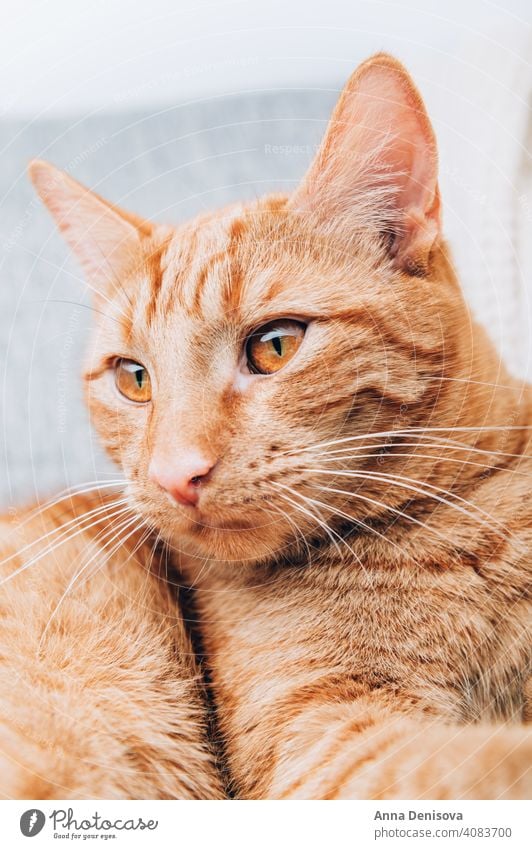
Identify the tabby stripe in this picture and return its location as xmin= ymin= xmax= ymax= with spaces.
xmin=278 ymin=713 xmax=376 ymax=799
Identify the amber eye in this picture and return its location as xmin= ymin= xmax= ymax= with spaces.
xmin=114 ymin=358 xmax=152 ymax=402
xmin=246 ymin=319 xmax=306 ymax=375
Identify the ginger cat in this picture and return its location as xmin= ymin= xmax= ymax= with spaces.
xmin=2 ymin=53 xmax=530 ymax=799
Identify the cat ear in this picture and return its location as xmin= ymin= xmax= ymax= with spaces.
xmin=290 ymin=53 xmax=441 ymax=275
xmin=28 ymin=159 xmax=152 ymax=294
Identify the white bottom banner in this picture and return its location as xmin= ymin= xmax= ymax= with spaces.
xmin=1 ymin=799 xmax=529 ymax=849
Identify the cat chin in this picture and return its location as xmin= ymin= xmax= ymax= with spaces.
xmin=130 ymin=493 xmax=292 ymax=564
xmin=162 ymin=521 xmax=288 ymax=566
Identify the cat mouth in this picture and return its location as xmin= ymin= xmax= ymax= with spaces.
xmin=142 ymin=486 xmax=277 ymax=537
xmin=175 ymin=502 xmax=277 ymax=535
xmin=189 ymin=513 xmax=262 ymax=533
xmin=161 ymin=490 xmax=274 ymax=527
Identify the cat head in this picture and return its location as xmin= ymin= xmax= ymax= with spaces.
xmin=29 ymin=54 xmax=479 ymax=565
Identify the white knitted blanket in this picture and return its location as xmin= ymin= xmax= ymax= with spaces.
xmin=433 ymin=24 xmax=532 ymax=379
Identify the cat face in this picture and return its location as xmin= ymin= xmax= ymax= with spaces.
xmin=30 ymin=54 xmax=471 ymax=564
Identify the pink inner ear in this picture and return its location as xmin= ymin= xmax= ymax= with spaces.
xmin=291 ymin=55 xmax=441 ymax=273
xmin=29 ymin=160 xmax=143 ymax=294
xmin=351 ymin=67 xmax=437 ymax=212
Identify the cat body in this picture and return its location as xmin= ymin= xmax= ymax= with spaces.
xmin=0 ymin=493 xmax=223 ymax=798
xmin=0 ymin=53 xmax=530 ymax=799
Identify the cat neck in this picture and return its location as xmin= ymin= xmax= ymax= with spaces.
xmin=428 ymin=243 xmax=532 ymax=466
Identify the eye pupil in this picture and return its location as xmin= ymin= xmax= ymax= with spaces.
xmin=272 ymin=336 xmax=283 ymax=356
xmin=135 ymin=369 xmax=144 ymax=388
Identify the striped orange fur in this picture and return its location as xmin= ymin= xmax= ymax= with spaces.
xmin=1 ymin=53 xmax=529 ymax=799
xmin=0 ymin=492 xmax=223 ymax=798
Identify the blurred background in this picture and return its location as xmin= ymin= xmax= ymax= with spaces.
xmin=0 ymin=0 xmax=531 ymax=508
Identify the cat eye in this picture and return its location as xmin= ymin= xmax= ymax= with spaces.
xmin=114 ymin=358 xmax=152 ymax=403
xmin=246 ymin=319 xmax=306 ymax=375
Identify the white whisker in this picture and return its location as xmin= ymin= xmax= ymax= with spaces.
xmin=295 ymin=485 xmax=414 ymax=556
xmin=274 ymin=485 xmax=345 ymax=561
xmin=285 ymin=425 xmax=532 ymax=458
xmin=0 ymin=496 xmax=130 ymax=569
xmin=5 ymin=479 xmax=127 ymax=534
xmin=308 ymin=438 xmax=532 ymax=463
xmin=265 ymin=500 xmax=314 ymax=565
xmin=0 ymin=503 xmax=133 ymax=586
xmin=300 ymin=467 xmax=506 ymax=535
xmin=274 ymin=483 xmax=372 ymax=578
xmin=38 ymin=513 xmax=143 ymax=649
xmin=311 ymin=449 xmax=532 ymax=478
xmin=309 ymin=482 xmax=464 ymax=549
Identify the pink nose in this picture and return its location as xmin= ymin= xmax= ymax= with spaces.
xmin=148 ymin=450 xmax=216 ymax=507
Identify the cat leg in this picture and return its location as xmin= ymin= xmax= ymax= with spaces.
xmin=262 ymin=695 xmax=531 ymax=800
xmin=0 ymin=504 xmax=224 ymax=799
